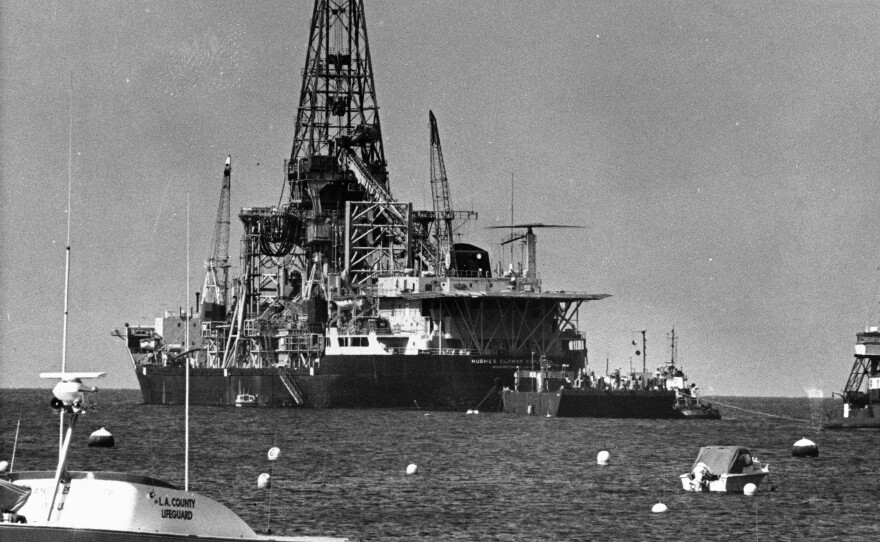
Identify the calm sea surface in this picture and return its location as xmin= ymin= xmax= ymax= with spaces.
xmin=1 ymin=390 xmax=878 ymax=541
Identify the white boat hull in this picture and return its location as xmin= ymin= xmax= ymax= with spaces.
xmin=680 ymin=466 xmax=770 ymax=492
xmin=2 ymin=471 xmax=346 ymax=541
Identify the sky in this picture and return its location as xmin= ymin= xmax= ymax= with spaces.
xmin=2 ymin=1 xmax=880 ymax=396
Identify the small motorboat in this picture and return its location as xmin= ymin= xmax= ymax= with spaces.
xmin=234 ymin=392 xmax=258 ymax=408
xmin=680 ymin=445 xmax=770 ymax=493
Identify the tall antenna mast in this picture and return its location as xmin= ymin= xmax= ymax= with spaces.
xmin=185 ymin=193 xmax=191 ymax=492
xmin=509 ymin=173 xmax=514 ymax=266
xmin=641 ymin=329 xmax=647 ymax=373
xmin=59 ymin=68 xmax=74 ymax=451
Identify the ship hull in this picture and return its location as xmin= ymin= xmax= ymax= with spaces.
xmin=823 ymin=406 xmax=880 ymax=429
xmin=135 ymin=354 xmax=509 ymax=410
xmin=673 ymin=408 xmax=721 ymax=420
xmin=501 ymin=389 xmax=677 ymax=418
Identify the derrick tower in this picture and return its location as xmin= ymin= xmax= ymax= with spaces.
xmin=226 ymin=0 xmax=433 ymax=367
xmin=287 ymin=0 xmax=388 ymax=209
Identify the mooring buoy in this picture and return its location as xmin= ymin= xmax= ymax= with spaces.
xmin=88 ymin=427 xmax=114 ymax=448
xmin=792 ymin=437 xmax=818 ymax=458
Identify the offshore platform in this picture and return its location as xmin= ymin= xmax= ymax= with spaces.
xmin=120 ymin=0 xmax=609 ymax=409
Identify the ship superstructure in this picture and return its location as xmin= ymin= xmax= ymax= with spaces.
xmin=825 ymin=326 xmax=880 ymax=428
xmin=119 ymin=0 xmax=609 ymax=409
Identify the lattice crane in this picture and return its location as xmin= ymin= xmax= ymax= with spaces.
xmin=429 ymin=111 xmax=455 ymax=275
xmin=201 ymin=156 xmax=231 ymax=321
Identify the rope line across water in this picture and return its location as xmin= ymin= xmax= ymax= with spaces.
xmin=704 ymin=399 xmax=813 ymax=424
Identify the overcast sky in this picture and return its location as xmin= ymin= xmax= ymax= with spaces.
xmin=3 ymin=1 xmax=880 ymax=395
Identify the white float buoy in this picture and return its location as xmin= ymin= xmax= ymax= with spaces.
xmin=651 ymin=503 xmax=668 ymax=513
xmin=257 ymin=473 xmax=271 ymax=489
xmin=792 ymin=437 xmax=819 ymax=458
xmin=0 ymin=460 xmax=8 ymax=473
xmin=406 ymin=463 xmax=418 ymax=475
xmin=466 ymin=409 xmax=474 ymax=415
xmin=743 ymin=483 xmax=757 ymax=496
xmin=473 ymin=410 xmax=479 ymax=415
xmin=267 ymin=447 xmax=281 ymax=461
xmin=597 ymin=451 xmax=610 ymax=465
xmin=88 ymin=427 xmax=114 ymax=448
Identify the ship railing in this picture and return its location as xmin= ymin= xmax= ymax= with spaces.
xmin=340 ymin=326 xmax=394 ymax=336
xmin=445 ymin=270 xmax=489 ymax=278
xmin=276 ymin=333 xmax=324 ymax=354
xmin=418 ymin=348 xmax=476 ymax=356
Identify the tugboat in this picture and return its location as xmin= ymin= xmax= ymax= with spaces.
xmin=673 ymin=391 xmax=721 ymax=420
xmin=824 ymin=325 xmax=880 ymax=429
xmin=663 ymin=329 xmax=721 ymax=420
xmin=501 ymin=331 xmax=677 ymax=418
xmin=501 ymin=329 xmax=719 ymax=419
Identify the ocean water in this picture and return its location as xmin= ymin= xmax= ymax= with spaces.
xmin=1 ymin=390 xmax=878 ymax=541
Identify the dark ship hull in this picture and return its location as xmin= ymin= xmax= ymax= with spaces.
xmin=501 ymin=389 xmax=677 ymax=418
xmin=136 ymin=354 xmax=506 ymax=409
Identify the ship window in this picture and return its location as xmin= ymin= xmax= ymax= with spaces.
xmin=425 ymin=284 xmax=432 ymax=291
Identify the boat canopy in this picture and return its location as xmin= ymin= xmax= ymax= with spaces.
xmin=690 ymin=446 xmax=755 ymax=474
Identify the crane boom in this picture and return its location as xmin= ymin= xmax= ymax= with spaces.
xmin=201 ymin=155 xmax=231 ymax=320
xmin=429 ymin=111 xmax=455 ymax=275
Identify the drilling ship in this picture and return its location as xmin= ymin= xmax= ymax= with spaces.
xmin=118 ymin=0 xmax=609 ymax=409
